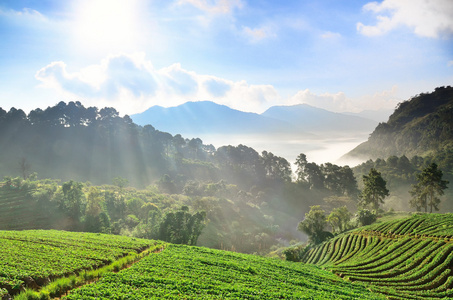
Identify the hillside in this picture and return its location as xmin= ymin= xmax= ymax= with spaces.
xmin=297 ymin=213 xmax=453 ymax=299
xmin=0 ymin=230 xmax=162 ymax=298
xmin=0 ymin=230 xmax=383 ymax=300
xmin=346 ymin=86 xmax=453 ymax=160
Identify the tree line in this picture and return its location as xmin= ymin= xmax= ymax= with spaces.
xmin=297 ymin=162 xmax=449 ymax=246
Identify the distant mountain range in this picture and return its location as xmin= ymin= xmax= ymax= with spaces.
xmin=131 ymin=101 xmax=379 ymax=137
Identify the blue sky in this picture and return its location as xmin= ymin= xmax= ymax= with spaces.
xmin=0 ymin=0 xmax=452 ymax=115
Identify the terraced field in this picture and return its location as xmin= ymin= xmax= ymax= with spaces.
xmin=0 ymin=185 xmax=50 ymax=230
xmin=0 ymin=230 xmax=162 ymax=298
xmin=63 ymin=244 xmax=384 ymax=299
xmin=301 ymin=213 xmax=453 ymax=299
xmin=1 ymin=230 xmax=384 ymax=300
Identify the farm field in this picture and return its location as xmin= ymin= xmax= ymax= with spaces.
xmin=63 ymin=243 xmax=384 ymax=300
xmin=301 ymin=213 xmax=453 ymax=299
xmin=0 ymin=185 xmax=50 ymax=230
xmin=0 ymin=230 xmax=162 ymax=298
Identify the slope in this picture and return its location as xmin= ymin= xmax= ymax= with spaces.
xmin=63 ymin=243 xmax=383 ymax=299
xmin=346 ymin=86 xmax=453 ymax=160
xmin=300 ymin=213 xmax=453 ymax=299
xmin=0 ymin=230 xmax=162 ymax=298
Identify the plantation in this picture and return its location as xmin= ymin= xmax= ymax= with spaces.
xmin=0 ymin=185 xmax=50 ymax=230
xmin=0 ymin=230 xmax=162 ymax=297
xmin=300 ymin=213 xmax=453 ymax=299
xmin=63 ymin=244 xmax=383 ymax=299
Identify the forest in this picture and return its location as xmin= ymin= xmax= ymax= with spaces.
xmin=0 ymin=87 xmax=451 ymax=256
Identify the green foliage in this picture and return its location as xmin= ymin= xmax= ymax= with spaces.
xmin=360 ymin=168 xmax=389 ymax=210
xmin=298 ymin=205 xmax=330 ymax=244
xmin=300 ymin=213 xmax=453 ymax=299
xmin=63 ymin=244 xmax=383 ymax=300
xmin=157 ymin=207 xmax=206 ymax=245
xmin=409 ymin=163 xmax=449 ymax=212
xmin=0 ymin=230 xmax=160 ymax=297
xmin=356 ymin=209 xmax=377 ymax=226
xmin=348 ymin=86 xmax=453 ymax=160
xmin=327 ymin=206 xmax=352 ymax=233
xmin=112 ymin=177 xmax=128 ymax=189
xmin=60 ymin=180 xmax=85 ymax=224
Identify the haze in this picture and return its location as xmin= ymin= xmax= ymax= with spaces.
xmin=1 ymin=0 xmax=452 ymax=159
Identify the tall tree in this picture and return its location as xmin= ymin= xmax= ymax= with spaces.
xmin=327 ymin=206 xmax=351 ymax=233
xmin=298 ymin=205 xmax=328 ymax=244
xmin=409 ymin=163 xmax=449 ymax=213
xmin=360 ymin=168 xmax=389 ymax=210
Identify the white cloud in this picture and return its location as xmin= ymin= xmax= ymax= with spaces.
xmin=35 ymin=53 xmax=401 ymax=115
xmin=287 ymin=86 xmax=399 ymax=113
xmin=321 ymin=31 xmax=341 ymax=39
xmin=0 ymin=7 xmax=48 ymax=22
xmin=288 ymin=90 xmax=351 ymax=111
xmin=357 ymin=0 xmax=453 ymax=38
xmin=176 ymin=0 xmax=243 ymax=15
xmin=242 ymin=25 xmax=277 ymax=43
xmin=448 ymin=61 xmax=453 ymax=67
xmin=35 ymin=53 xmax=281 ymax=114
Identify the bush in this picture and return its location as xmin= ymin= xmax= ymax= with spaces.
xmin=283 ymin=244 xmax=308 ymax=262
xmin=357 ymin=209 xmax=377 ymax=226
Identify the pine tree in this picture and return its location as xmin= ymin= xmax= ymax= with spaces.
xmin=360 ymin=168 xmax=389 ymax=210
xmin=410 ymin=163 xmax=449 ymax=213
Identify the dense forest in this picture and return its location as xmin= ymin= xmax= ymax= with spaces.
xmin=0 ymin=87 xmax=451 ymax=255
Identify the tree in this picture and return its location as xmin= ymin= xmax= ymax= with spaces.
xmin=360 ymin=168 xmax=389 ymax=210
xmin=357 ymin=209 xmax=377 ymax=226
xmin=261 ymin=151 xmax=292 ymax=183
xmin=409 ymin=163 xmax=449 ymax=213
xmin=18 ymin=157 xmax=31 ymax=180
xmin=112 ymin=176 xmax=129 ymax=189
xmin=298 ymin=205 xmax=332 ymax=244
xmin=61 ymin=180 xmax=85 ymax=222
xmin=327 ymin=206 xmax=351 ymax=233
xmin=157 ymin=207 xmax=206 ymax=245
xmin=295 ymin=153 xmax=308 ymax=183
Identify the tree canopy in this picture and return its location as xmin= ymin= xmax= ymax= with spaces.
xmin=360 ymin=168 xmax=389 ymax=210
xmin=409 ymin=163 xmax=449 ymax=212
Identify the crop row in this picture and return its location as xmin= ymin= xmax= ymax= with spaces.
xmin=0 ymin=230 xmax=159 ymax=295
xmin=63 ymin=244 xmax=385 ymax=299
xmin=301 ymin=214 xmax=453 ymax=299
xmin=361 ymin=214 xmax=453 ymax=238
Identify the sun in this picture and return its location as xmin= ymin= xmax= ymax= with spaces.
xmin=73 ymin=0 xmax=141 ymax=53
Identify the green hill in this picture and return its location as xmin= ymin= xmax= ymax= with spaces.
xmin=346 ymin=86 xmax=453 ymax=162
xmin=0 ymin=230 xmax=383 ymax=300
xmin=299 ymin=213 xmax=453 ymax=299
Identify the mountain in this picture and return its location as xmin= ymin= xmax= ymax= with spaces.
xmin=345 ymin=86 xmax=453 ymax=160
xmin=131 ymin=101 xmax=299 ymax=136
xmin=343 ymin=108 xmax=394 ymax=123
xmin=132 ymin=101 xmax=378 ymax=136
xmin=261 ymin=104 xmax=378 ymax=134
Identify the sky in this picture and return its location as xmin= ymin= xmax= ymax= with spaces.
xmin=0 ymin=0 xmax=452 ymax=116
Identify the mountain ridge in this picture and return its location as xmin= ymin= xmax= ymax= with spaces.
xmin=131 ymin=101 xmax=378 ymax=137
xmin=345 ymin=86 xmax=453 ymax=160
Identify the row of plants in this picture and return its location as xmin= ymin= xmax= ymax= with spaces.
xmin=297 ymin=214 xmax=453 ymax=299
xmin=0 ymin=230 xmax=159 ymax=296
xmin=62 ymin=244 xmax=384 ymax=299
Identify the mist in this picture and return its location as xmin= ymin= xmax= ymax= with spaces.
xmin=189 ymin=133 xmax=368 ymax=167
